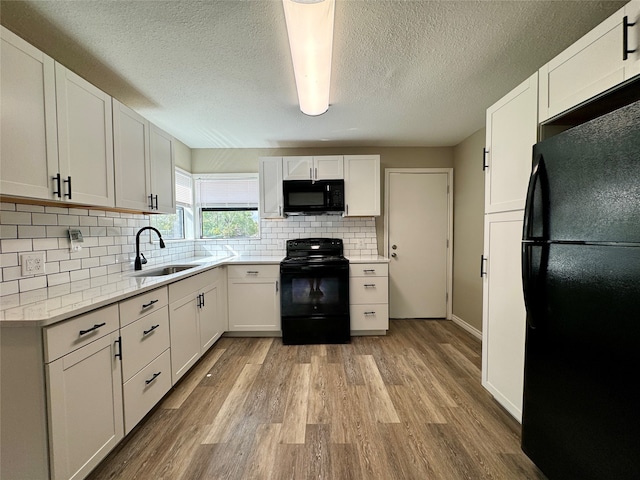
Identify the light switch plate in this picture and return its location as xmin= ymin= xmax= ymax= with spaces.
xmin=21 ymin=252 xmax=46 ymax=276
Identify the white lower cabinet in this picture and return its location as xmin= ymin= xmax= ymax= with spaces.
xmin=227 ymin=264 xmax=280 ymax=331
xmin=168 ymin=268 xmax=225 ymax=384
xmin=481 ymin=211 xmax=526 ymax=421
xmin=44 ymin=305 xmax=124 ymax=480
xmin=118 ymin=287 xmax=171 ymax=433
xmin=122 ymin=349 xmax=171 ymax=434
xmin=349 ymin=263 xmax=389 ymax=332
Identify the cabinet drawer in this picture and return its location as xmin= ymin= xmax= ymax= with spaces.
xmin=349 ymin=277 xmax=389 ymax=305
xmin=120 ymin=306 xmax=170 ymax=382
xmin=119 ymin=286 xmax=168 ymax=327
xmin=168 ymin=267 xmax=221 ymax=303
xmin=44 ymin=304 xmax=119 ymax=362
xmin=227 ymin=264 xmax=279 ymax=279
xmin=350 ymin=304 xmax=389 ymax=331
xmin=349 ymin=263 xmax=388 ymax=277
xmin=122 ymin=348 xmax=171 ymax=434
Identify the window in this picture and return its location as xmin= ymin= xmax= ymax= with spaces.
xmin=150 ymin=168 xmax=193 ymax=239
xmin=195 ymin=174 xmax=259 ymax=239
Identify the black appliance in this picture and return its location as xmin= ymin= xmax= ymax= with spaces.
xmin=280 ymin=238 xmax=350 ymax=345
xmin=521 ymin=100 xmax=640 ymax=479
xmin=282 ymin=179 xmax=344 ymax=216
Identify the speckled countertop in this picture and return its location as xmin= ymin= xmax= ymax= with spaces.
xmin=0 ymin=255 xmax=389 ymax=326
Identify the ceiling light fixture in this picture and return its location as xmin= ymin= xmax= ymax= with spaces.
xmin=282 ymin=0 xmax=335 ymax=116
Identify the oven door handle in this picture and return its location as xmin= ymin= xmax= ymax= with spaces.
xmin=280 ymin=264 xmax=349 ymax=274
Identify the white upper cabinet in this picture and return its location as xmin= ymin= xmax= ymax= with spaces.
xmin=149 ymin=124 xmax=176 ymax=214
xmin=0 ymin=27 xmax=58 ymax=200
xmin=55 ymin=63 xmax=115 ymax=208
xmin=113 ymin=101 xmax=175 ymax=214
xmin=625 ymin=0 xmax=640 ymax=79
xmin=259 ymin=156 xmax=284 ymax=218
xmin=113 ymin=99 xmax=152 ymax=211
xmin=485 ymin=73 xmax=538 ymax=214
xmin=539 ymin=2 xmax=640 ymax=122
xmin=283 ymin=155 xmax=344 ymax=180
xmin=343 ymin=155 xmax=380 ymax=216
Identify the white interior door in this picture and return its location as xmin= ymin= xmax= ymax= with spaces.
xmin=385 ymin=169 xmax=452 ymax=319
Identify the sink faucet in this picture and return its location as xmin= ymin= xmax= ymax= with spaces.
xmin=134 ymin=226 xmax=166 ymax=270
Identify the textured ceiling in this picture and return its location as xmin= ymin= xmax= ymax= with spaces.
xmin=0 ymin=1 xmax=626 ymax=149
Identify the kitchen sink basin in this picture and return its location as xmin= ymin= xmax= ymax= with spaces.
xmin=131 ymin=264 xmax=200 ymax=277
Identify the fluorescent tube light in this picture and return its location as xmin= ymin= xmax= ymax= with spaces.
xmin=282 ymin=0 xmax=335 ymax=116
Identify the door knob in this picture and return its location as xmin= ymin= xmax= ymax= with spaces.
xmin=392 ymin=245 xmax=397 ymax=250
xmin=391 ymin=253 xmax=397 ymax=258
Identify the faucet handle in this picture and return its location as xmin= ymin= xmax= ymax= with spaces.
xmin=140 ymin=253 xmax=148 ymax=265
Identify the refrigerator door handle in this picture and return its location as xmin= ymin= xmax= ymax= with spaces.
xmin=523 ymin=153 xmax=545 ymax=241
xmin=521 ymin=243 xmax=536 ymax=329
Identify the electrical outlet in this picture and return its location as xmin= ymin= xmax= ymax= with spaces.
xmin=21 ymin=252 xmax=46 ymax=276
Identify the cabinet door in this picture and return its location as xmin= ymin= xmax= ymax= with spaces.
xmin=0 ymin=27 xmax=58 ymax=200
xmin=113 ymin=99 xmax=151 ymax=211
xmin=343 ymin=155 xmax=380 ymax=216
xmin=538 ymin=6 xmax=626 ymax=122
xmin=625 ymin=0 xmax=640 ymax=79
xmin=46 ymin=331 xmax=123 ymax=480
xmin=228 ymin=278 xmax=280 ymax=331
xmin=481 ymin=211 xmax=526 ymax=422
xmin=149 ymin=124 xmax=176 ymax=214
xmin=199 ymin=280 xmax=223 ymax=352
xmin=55 ymin=63 xmax=115 ymax=207
xmin=314 ymin=155 xmax=343 ymax=180
xmin=169 ymin=294 xmax=200 ymax=384
xmin=259 ymin=156 xmax=284 ymax=218
xmin=283 ymin=156 xmax=313 ymax=180
xmin=485 ymin=73 xmax=538 ymax=214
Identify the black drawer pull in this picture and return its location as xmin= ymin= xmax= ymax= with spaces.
xmin=79 ymin=322 xmax=106 ymax=335
xmin=145 ymin=372 xmax=161 ymax=385
xmin=364 ymin=311 xmax=376 ymax=315
xmin=143 ymin=324 xmax=160 ymax=335
xmin=142 ymin=299 xmax=159 ymax=309
xmin=364 ymin=284 xmax=376 ymax=288
xmin=363 ymin=269 xmax=376 ymax=273
xmin=246 ymin=270 xmax=259 ymax=275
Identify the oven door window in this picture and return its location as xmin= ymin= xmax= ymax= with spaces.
xmin=280 ymin=267 xmax=349 ymax=317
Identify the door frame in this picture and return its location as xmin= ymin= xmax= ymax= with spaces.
xmin=384 ymin=168 xmax=454 ymax=319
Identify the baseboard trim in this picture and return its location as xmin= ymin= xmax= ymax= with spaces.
xmin=451 ymin=314 xmax=482 ymax=340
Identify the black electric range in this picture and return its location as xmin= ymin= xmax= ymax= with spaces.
xmin=280 ymin=238 xmax=350 ymax=345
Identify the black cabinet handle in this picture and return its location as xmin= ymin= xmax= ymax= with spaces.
xmin=482 ymin=148 xmax=489 ymax=171
xmin=364 ymin=311 xmax=376 ymax=316
xmin=79 ymin=322 xmax=106 ymax=335
xmin=145 ymin=372 xmax=161 ymax=385
xmin=200 ymin=292 xmax=205 ymax=307
xmin=364 ymin=284 xmax=376 ymax=288
xmin=142 ymin=299 xmax=159 ymax=309
xmin=363 ymin=269 xmax=376 ymax=273
xmin=64 ymin=176 xmax=72 ymax=199
xmin=143 ymin=324 xmax=160 ymax=335
xmin=53 ymin=173 xmax=61 ymax=198
xmin=114 ymin=337 xmax=122 ymax=359
xmin=480 ymin=255 xmax=487 ymax=277
xmin=148 ymin=194 xmax=154 ymax=210
xmin=623 ymin=16 xmax=637 ymax=61
xmin=153 ymin=194 xmax=158 ymax=210
xmin=196 ymin=293 xmax=202 ymax=308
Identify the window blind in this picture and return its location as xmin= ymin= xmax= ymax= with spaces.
xmin=175 ymin=168 xmax=193 ymax=207
xmin=195 ymin=174 xmax=259 ymax=209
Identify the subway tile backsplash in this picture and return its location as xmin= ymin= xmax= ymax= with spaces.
xmin=0 ymin=202 xmax=378 ymax=296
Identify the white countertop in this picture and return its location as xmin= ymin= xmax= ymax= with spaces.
xmin=0 ymin=254 xmax=389 ymax=327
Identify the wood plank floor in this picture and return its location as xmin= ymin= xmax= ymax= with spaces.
xmin=87 ymin=319 xmax=546 ymax=480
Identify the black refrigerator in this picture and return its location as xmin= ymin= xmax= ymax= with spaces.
xmin=521 ymin=99 xmax=640 ymax=480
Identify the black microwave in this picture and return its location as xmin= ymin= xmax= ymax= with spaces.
xmin=282 ymin=179 xmax=345 ymax=215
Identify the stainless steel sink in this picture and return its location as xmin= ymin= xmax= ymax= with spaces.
xmin=131 ymin=264 xmax=200 ymax=277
